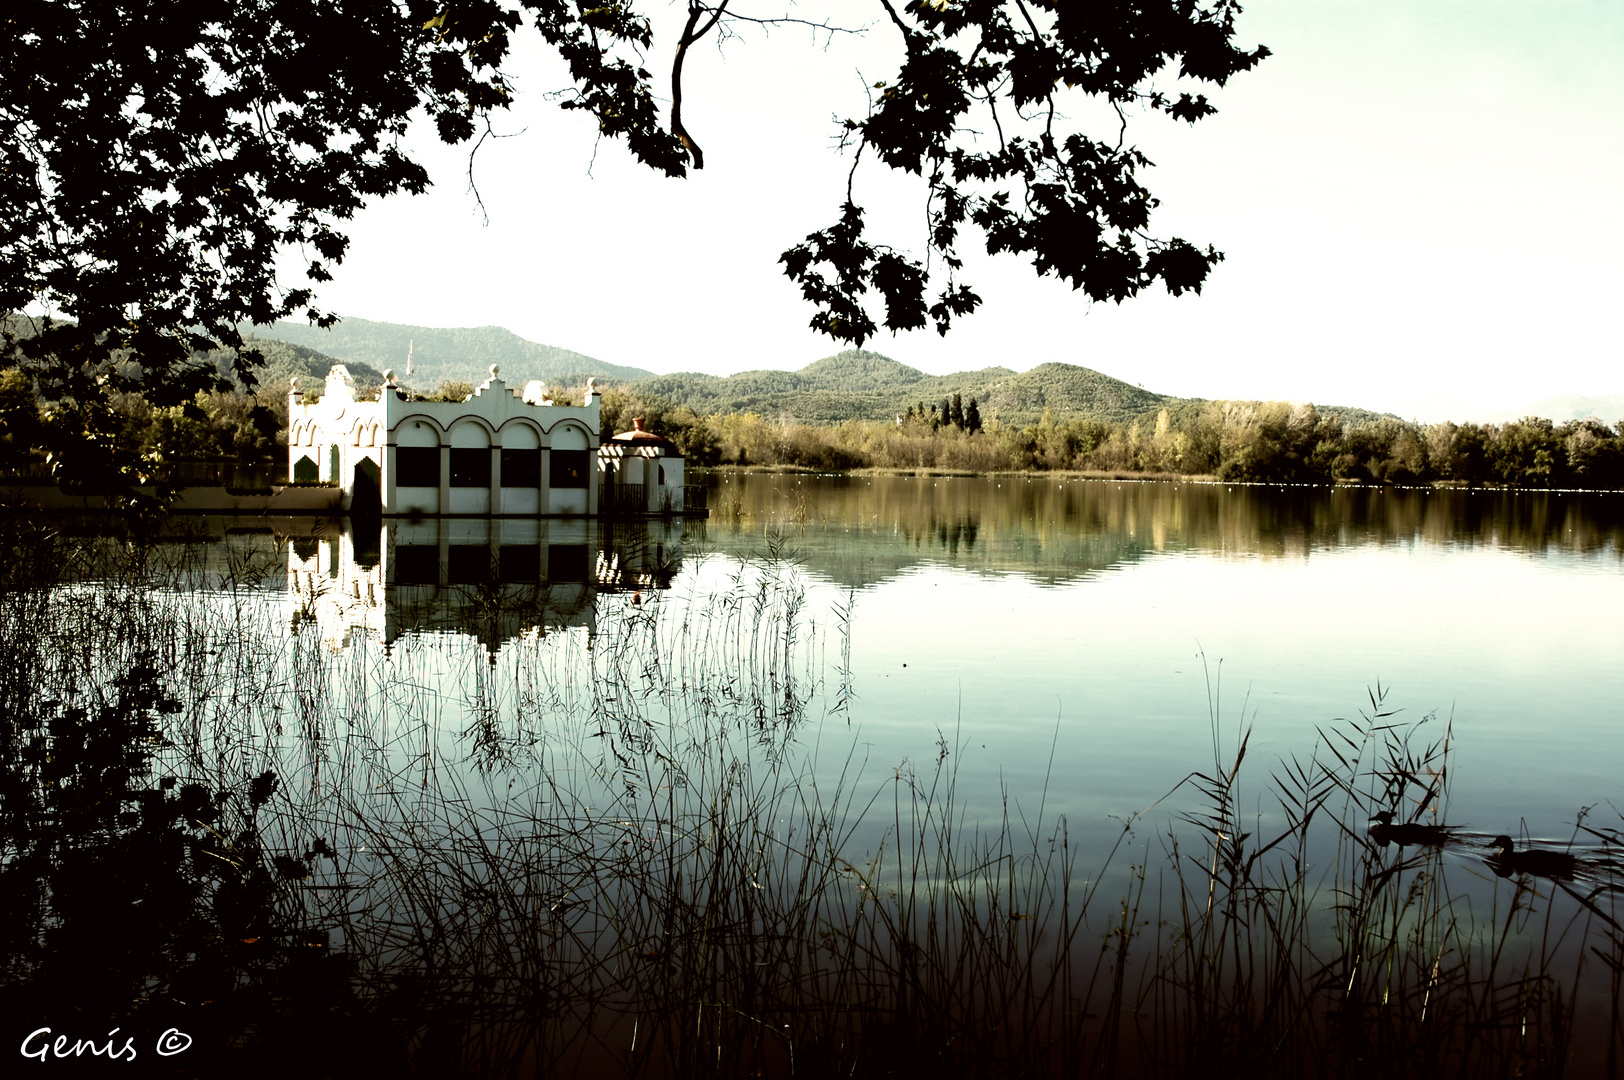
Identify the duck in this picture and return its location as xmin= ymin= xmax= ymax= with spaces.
xmin=1487 ymin=835 xmax=1577 ymax=881
xmin=1368 ymin=810 xmax=1453 ymax=848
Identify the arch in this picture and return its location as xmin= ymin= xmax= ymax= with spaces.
xmin=498 ymin=419 xmax=542 ymax=449
xmin=350 ymin=421 xmax=365 ymax=447
xmin=394 ymin=416 xmax=444 ymax=447
xmin=548 ymin=422 xmax=590 ymax=451
xmin=368 ymin=422 xmax=381 ymax=447
xmin=448 ymin=419 xmax=494 ymax=447
xmin=289 ymin=420 xmax=305 ymax=446
xmin=351 ymin=457 xmax=381 ymax=516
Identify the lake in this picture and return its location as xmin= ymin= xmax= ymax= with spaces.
xmin=693 ymin=475 xmax=1624 ymax=846
xmin=7 ymin=473 xmax=1624 ymax=1076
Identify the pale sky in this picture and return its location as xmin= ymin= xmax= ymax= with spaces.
xmin=303 ymin=1 xmax=1623 ymax=422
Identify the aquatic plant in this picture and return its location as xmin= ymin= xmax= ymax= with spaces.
xmin=2 ymin=530 xmax=1622 ymax=1077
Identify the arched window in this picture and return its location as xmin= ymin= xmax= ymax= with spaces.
xmin=448 ymin=421 xmax=492 ymax=488
xmin=549 ymin=423 xmax=590 ymax=489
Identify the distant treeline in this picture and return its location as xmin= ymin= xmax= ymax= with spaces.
xmin=0 ymin=371 xmax=517 ymax=480
xmin=601 ymin=389 xmax=1624 ymax=489
xmin=4 ymin=372 xmax=1620 ymax=491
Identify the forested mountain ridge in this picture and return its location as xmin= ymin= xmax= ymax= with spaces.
xmin=618 ymin=349 xmax=1164 ymax=426
xmin=214 ymin=335 xmax=384 ymax=390
xmin=0 ymin=316 xmax=382 ymax=395
xmin=242 ymin=316 xmax=1400 ymax=429
xmin=1510 ymin=394 xmax=1624 ymax=426
xmin=248 ymin=317 xmax=653 ymax=386
xmin=622 ymin=349 xmax=1393 ymax=429
xmin=11 ymin=312 xmax=1394 ymax=430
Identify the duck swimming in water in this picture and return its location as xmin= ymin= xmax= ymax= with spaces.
xmin=1368 ymin=810 xmax=1453 ymax=848
xmin=1487 ymin=835 xmax=1577 ymax=881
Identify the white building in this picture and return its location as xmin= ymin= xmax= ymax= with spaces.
xmin=284 ymin=517 xmax=687 ymax=652
xmin=598 ymin=418 xmax=688 ymax=515
xmin=287 ymin=517 xmax=601 ymax=651
xmin=287 ymin=364 xmax=600 ymax=516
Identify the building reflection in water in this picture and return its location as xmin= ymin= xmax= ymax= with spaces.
xmin=286 ymin=516 xmax=687 ymax=651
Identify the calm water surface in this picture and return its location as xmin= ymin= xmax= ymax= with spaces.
xmin=168 ymin=472 xmax=1624 ymax=851
xmin=80 ymin=474 xmax=1624 ymax=851
xmin=688 ymin=474 xmax=1624 ymax=845
xmin=18 ymin=473 xmax=1624 ymax=1073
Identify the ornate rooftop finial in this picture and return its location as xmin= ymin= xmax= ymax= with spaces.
xmin=323 ymin=364 xmax=357 ymax=404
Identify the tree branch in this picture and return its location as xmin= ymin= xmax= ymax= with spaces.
xmin=671 ymin=0 xmax=731 ymax=170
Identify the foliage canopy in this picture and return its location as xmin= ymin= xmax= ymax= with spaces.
xmin=2 ymin=0 xmax=1265 ymax=489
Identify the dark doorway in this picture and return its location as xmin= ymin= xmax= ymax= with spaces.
xmin=352 ymin=457 xmax=382 ymax=516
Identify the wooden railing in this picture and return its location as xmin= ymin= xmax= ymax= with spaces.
xmin=600 ymin=483 xmax=708 ymax=515
xmin=599 ymin=483 xmax=647 ymax=516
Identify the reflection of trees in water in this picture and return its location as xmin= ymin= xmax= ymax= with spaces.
xmin=10 ymin=524 xmax=1624 ymax=1077
xmin=698 ymin=476 xmax=1624 ymax=588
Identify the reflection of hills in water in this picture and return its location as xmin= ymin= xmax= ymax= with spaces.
xmin=40 ymin=475 xmax=1624 ymax=607
xmin=692 ymin=475 xmax=1624 ymax=590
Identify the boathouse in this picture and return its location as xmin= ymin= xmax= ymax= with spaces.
xmin=598 ymin=418 xmax=688 ymax=515
xmin=287 ymin=364 xmax=601 ymax=516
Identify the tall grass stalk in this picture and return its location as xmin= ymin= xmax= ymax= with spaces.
xmin=3 ymin=528 xmax=1623 ymax=1077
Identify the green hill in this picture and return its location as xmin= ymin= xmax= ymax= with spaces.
xmin=210 ymin=335 xmax=384 ymax=390
xmin=625 ymin=351 xmax=1169 ymax=427
xmin=3 ymin=315 xmax=382 ymax=394
xmin=620 ymin=350 xmax=1404 ymax=429
xmin=246 ymin=317 xmax=653 ymax=386
xmin=236 ymin=318 xmax=1400 ymax=428
xmin=963 ymin=362 xmax=1167 ymax=423
xmin=797 ymin=351 xmax=935 ymax=393
xmin=626 ymin=351 xmax=934 ymax=423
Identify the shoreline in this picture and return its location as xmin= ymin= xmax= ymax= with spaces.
xmin=698 ymin=464 xmax=1623 ymax=494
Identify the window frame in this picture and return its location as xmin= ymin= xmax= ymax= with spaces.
xmin=550 ymin=448 xmax=590 ymax=489
xmin=449 ymin=447 xmax=492 ymax=488
xmin=395 ymin=446 xmax=440 ymax=487
xmin=500 ymin=448 xmax=541 ymax=488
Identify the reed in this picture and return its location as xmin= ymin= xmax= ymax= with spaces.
xmin=1 ymin=527 xmax=1621 ymax=1078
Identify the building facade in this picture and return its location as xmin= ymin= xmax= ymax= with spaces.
xmin=287 ymin=365 xmax=601 ymax=516
xmin=598 ymin=418 xmax=687 ymax=515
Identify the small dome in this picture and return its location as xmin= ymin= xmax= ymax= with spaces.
xmin=611 ymin=417 xmax=674 ymax=445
